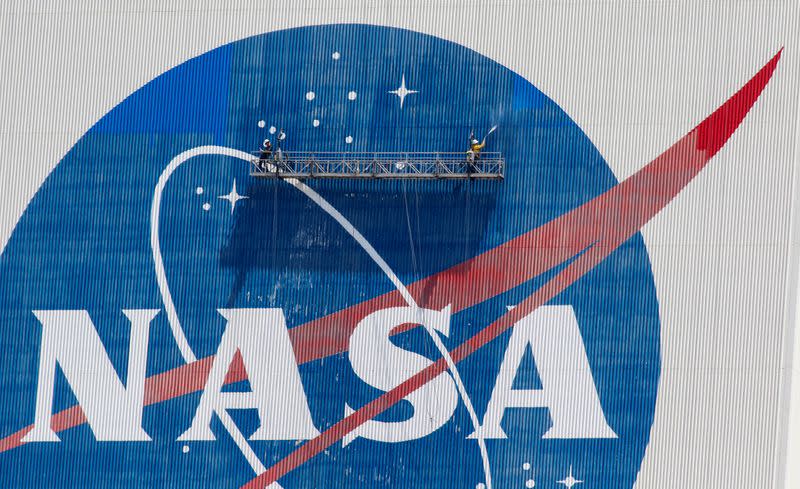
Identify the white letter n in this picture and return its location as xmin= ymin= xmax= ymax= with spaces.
xmin=23 ymin=310 xmax=158 ymax=442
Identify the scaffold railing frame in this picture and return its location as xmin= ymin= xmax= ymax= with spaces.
xmin=248 ymin=151 xmax=505 ymax=180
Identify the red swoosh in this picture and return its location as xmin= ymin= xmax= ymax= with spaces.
xmin=241 ymin=49 xmax=783 ymax=488
xmin=0 ymin=50 xmax=781 ymax=486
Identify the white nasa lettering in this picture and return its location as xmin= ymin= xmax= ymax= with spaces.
xmin=23 ymin=305 xmax=614 ymax=444
xmin=343 ymin=306 xmax=458 ymax=446
xmin=469 ymin=306 xmax=617 ymax=439
xmin=178 ymin=308 xmax=320 ymax=441
xmin=23 ymin=309 xmax=158 ymax=442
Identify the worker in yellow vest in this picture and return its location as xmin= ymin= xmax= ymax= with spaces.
xmin=466 ymin=131 xmax=486 ymax=173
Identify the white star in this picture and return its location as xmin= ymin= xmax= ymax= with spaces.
xmin=556 ymin=466 xmax=583 ymax=489
xmin=388 ymin=74 xmax=419 ymax=109
xmin=218 ymin=179 xmax=248 ymax=214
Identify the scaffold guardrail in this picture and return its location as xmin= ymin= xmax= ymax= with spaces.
xmin=249 ymin=151 xmax=505 ymax=180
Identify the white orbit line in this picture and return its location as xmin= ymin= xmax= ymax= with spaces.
xmin=151 ymin=145 xmax=492 ymax=489
xmin=151 ymin=146 xmax=276 ymax=485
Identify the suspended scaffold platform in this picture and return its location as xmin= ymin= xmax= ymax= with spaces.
xmin=249 ymin=151 xmax=505 ymax=180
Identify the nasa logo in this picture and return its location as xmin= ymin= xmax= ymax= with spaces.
xmin=0 ymin=25 xmax=779 ymax=489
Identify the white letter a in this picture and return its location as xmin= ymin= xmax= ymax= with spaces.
xmin=469 ymin=306 xmax=617 ymax=440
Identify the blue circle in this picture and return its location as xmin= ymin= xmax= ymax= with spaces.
xmin=0 ymin=25 xmax=659 ymax=488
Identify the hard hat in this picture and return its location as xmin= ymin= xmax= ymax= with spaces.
xmin=471 ymin=138 xmax=479 ymax=145
xmin=263 ymin=139 xmax=271 ymax=147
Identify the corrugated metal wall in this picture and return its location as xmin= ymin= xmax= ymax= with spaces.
xmin=0 ymin=2 xmax=798 ymax=488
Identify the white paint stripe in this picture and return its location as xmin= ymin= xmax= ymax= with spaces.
xmin=289 ymin=177 xmax=417 ymax=307
xmin=415 ymin=308 xmax=493 ymax=489
xmin=151 ymin=147 xmax=280 ymax=483
xmin=151 ymin=145 xmax=491 ymax=487
xmin=217 ymin=409 xmax=267 ymax=474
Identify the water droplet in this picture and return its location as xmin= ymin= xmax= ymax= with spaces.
xmin=305 ymin=91 xmax=316 ymax=101
xmin=348 ymin=91 xmax=357 ymax=101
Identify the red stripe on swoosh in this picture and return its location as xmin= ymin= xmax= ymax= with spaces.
xmin=241 ymin=49 xmax=783 ymax=488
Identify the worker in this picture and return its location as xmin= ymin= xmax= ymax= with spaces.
xmin=466 ymin=133 xmax=486 ymax=173
xmin=259 ymin=139 xmax=272 ymax=170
